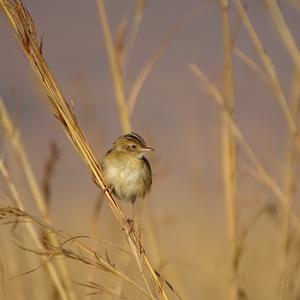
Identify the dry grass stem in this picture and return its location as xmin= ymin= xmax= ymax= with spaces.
xmin=121 ymin=0 xmax=147 ymax=72
xmin=264 ymin=1 xmax=300 ymax=295
xmin=234 ymin=0 xmax=299 ymax=137
xmin=234 ymin=47 xmax=268 ymax=83
xmin=1 ymin=0 xmax=297 ymax=298
xmin=287 ymin=0 xmax=300 ymax=13
xmin=114 ymin=16 xmax=129 ymax=65
xmin=0 ymin=1 xmax=168 ymax=298
xmin=0 ymin=203 xmax=152 ymax=298
xmin=0 ymin=96 xmax=76 ymax=300
xmin=0 ymin=160 xmax=69 ymax=300
xmin=278 ymin=69 xmax=300 ymax=298
xmin=220 ymin=1 xmax=239 ymax=299
xmin=266 ymin=0 xmax=300 ymax=69
xmin=0 ymin=97 xmax=48 ymax=218
xmin=96 ymin=0 xmax=132 ymax=133
xmin=97 ymin=1 xmax=177 ymax=298
xmin=189 ymin=63 xmax=300 ymax=236
xmin=84 ymin=195 xmax=104 ymax=300
xmin=75 ymin=281 xmax=130 ymax=299
xmin=42 ymin=142 xmax=60 ymax=207
xmin=128 ymin=9 xmax=201 ymax=114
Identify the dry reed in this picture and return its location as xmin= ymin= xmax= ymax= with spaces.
xmin=96 ymin=0 xmax=132 ymax=133
xmin=0 ymin=202 xmax=151 ymax=298
xmin=0 ymin=159 xmax=69 ymax=300
xmin=0 ymin=96 xmax=76 ymax=300
xmin=264 ymin=0 xmax=300 ymax=297
xmin=0 ymin=0 xmax=168 ymax=299
xmin=219 ymin=1 xmax=239 ymax=299
xmin=1 ymin=1 xmax=300 ymax=299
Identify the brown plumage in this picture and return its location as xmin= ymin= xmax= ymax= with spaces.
xmin=101 ymin=133 xmax=153 ymax=204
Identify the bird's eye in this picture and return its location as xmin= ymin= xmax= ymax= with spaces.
xmin=131 ymin=144 xmax=137 ymax=149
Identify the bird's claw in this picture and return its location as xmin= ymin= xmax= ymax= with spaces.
xmin=103 ymin=184 xmax=113 ymax=194
xmin=126 ymin=218 xmax=135 ymax=234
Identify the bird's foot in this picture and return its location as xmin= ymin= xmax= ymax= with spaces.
xmin=126 ymin=218 xmax=135 ymax=234
xmin=103 ymin=184 xmax=113 ymax=194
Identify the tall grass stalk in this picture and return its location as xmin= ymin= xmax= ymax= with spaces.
xmin=189 ymin=63 xmax=300 ymax=238
xmin=96 ymin=1 xmax=178 ymax=298
xmin=0 ymin=97 xmax=76 ymax=300
xmin=220 ymin=1 xmax=238 ymax=299
xmin=0 ymin=1 xmax=168 ymax=298
xmin=0 ymin=160 xmax=69 ymax=300
xmin=96 ymin=0 xmax=132 ymax=133
xmin=264 ymin=0 xmax=300 ymax=296
xmin=234 ymin=0 xmax=299 ymax=138
xmin=0 ymin=201 xmax=152 ymax=298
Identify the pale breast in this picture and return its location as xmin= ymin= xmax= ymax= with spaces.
xmin=102 ymin=154 xmax=151 ymax=203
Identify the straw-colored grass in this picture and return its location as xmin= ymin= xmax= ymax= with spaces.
xmin=0 ymin=97 xmax=76 ymax=300
xmin=0 ymin=0 xmax=168 ymax=299
xmin=219 ymin=1 xmax=239 ymax=300
xmin=1 ymin=0 xmax=300 ymax=299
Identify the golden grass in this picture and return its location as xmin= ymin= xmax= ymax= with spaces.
xmin=234 ymin=0 xmax=298 ymax=137
xmin=190 ymin=60 xmax=300 ymax=299
xmin=96 ymin=0 xmax=132 ymax=133
xmin=0 ymin=159 xmax=69 ymax=300
xmin=220 ymin=1 xmax=239 ymax=300
xmin=264 ymin=0 xmax=300 ymax=296
xmin=1 ymin=0 xmax=300 ymax=299
xmin=0 ymin=97 xmax=76 ymax=300
xmin=0 ymin=0 xmax=168 ymax=299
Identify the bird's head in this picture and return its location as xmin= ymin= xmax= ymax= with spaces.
xmin=113 ymin=132 xmax=154 ymax=158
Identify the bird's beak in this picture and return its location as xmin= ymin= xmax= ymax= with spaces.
xmin=142 ymin=146 xmax=154 ymax=152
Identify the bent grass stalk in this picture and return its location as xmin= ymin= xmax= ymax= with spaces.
xmin=234 ymin=47 xmax=268 ymax=83
xmin=234 ymin=0 xmax=299 ymax=138
xmin=189 ymin=63 xmax=300 ymax=237
xmin=127 ymin=8 xmax=202 ymax=115
xmin=0 ymin=201 xmax=152 ymax=299
xmin=0 ymin=96 xmax=76 ymax=300
xmin=0 ymin=160 xmax=69 ymax=300
xmin=264 ymin=0 xmax=300 ymax=296
xmin=0 ymin=1 xmax=168 ymax=299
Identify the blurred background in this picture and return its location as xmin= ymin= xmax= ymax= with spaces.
xmin=0 ymin=0 xmax=300 ymax=299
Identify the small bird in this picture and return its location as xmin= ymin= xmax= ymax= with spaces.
xmin=101 ymin=132 xmax=154 ymax=205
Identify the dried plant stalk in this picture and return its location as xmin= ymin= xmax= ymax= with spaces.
xmin=219 ymin=1 xmax=239 ymax=299
xmin=266 ymin=0 xmax=300 ymax=69
xmin=234 ymin=47 xmax=268 ymax=82
xmin=234 ymin=0 xmax=299 ymax=138
xmin=128 ymin=9 xmax=200 ymax=114
xmin=0 ymin=160 xmax=69 ymax=300
xmin=264 ymin=0 xmax=300 ymax=296
xmin=0 ymin=97 xmax=76 ymax=300
xmin=189 ymin=63 xmax=300 ymax=237
xmin=0 ymin=1 xmax=168 ymax=298
xmin=96 ymin=1 xmax=173 ymax=298
xmin=121 ymin=0 xmax=147 ymax=72
xmin=0 ymin=202 xmax=151 ymax=299
xmin=96 ymin=0 xmax=132 ymax=133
